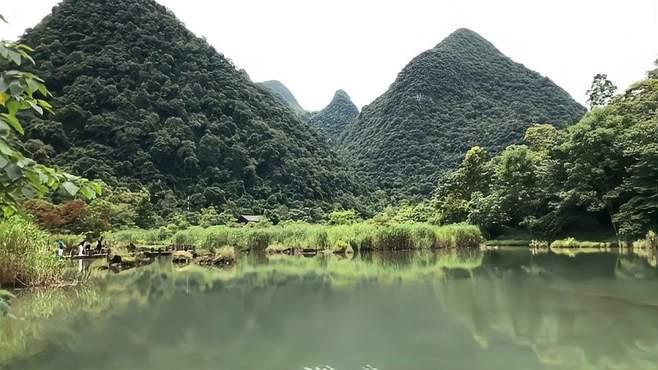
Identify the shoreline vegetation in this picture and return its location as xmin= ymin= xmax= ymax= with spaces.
xmin=106 ymin=222 xmax=483 ymax=253
xmin=2 ymin=215 xmax=656 ymax=291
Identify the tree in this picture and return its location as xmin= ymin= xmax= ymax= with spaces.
xmin=328 ymin=209 xmax=359 ymax=225
xmin=0 ymin=16 xmax=100 ymax=216
xmin=586 ymin=74 xmax=617 ymax=109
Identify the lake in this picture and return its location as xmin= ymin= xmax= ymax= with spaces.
xmin=2 ymin=248 xmax=657 ymax=370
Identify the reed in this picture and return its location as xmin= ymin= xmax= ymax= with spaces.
xmin=104 ymin=222 xmax=483 ymax=252
xmin=0 ymin=218 xmax=63 ymax=287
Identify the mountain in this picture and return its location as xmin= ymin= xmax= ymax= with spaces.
xmin=309 ymin=90 xmax=359 ymax=144
xmin=20 ymin=0 xmax=366 ymax=218
xmin=340 ymin=28 xmax=586 ymax=197
xmin=256 ymin=80 xmax=307 ymax=117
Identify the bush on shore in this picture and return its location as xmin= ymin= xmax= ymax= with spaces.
xmin=0 ymin=218 xmax=63 ymax=288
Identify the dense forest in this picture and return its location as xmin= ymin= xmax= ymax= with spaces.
xmin=255 ymin=80 xmax=307 ymax=117
xmin=340 ymin=28 xmax=587 ymax=199
xmin=403 ymin=72 xmax=657 ymax=239
xmin=308 ymin=90 xmax=359 ymax=144
xmin=17 ymin=0 xmax=369 ymax=226
xmin=1 ymin=0 xmax=654 ymax=241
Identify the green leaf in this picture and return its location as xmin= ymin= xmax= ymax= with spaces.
xmin=17 ymin=50 xmax=34 ymax=65
xmin=1 ymin=113 xmax=24 ymax=135
xmin=37 ymin=84 xmax=50 ymax=97
xmin=61 ymin=181 xmax=80 ymax=196
xmin=90 ymin=181 xmax=103 ymax=195
xmin=16 ymin=44 xmax=34 ymax=52
xmin=0 ymin=14 xmax=7 ymax=24
xmin=2 ymin=205 xmax=16 ymax=218
xmin=0 ymin=77 xmax=8 ymax=93
xmin=7 ymin=50 xmax=21 ymax=66
xmin=27 ymin=100 xmax=43 ymax=115
xmin=25 ymin=78 xmax=40 ymax=94
xmin=8 ymin=80 xmax=24 ymax=96
xmin=21 ymin=185 xmax=37 ymax=199
xmin=79 ymin=186 xmax=95 ymax=200
xmin=4 ymin=163 xmax=22 ymax=181
xmin=0 ymin=138 xmax=12 ymax=155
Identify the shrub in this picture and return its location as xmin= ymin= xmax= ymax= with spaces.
xmin=550 ymin=237 xmax=612 ymax=248
xmin=0 ymin=218 xmax=64 ymax=287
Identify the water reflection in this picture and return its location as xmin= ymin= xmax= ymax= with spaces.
xmin=2 ymin=249 xmax=657 ymax=370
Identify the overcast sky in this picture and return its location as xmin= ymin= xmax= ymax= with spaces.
xmin=2 ymin=0 xmax=657 ymax=111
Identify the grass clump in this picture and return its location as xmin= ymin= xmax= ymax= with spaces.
xmin=550 ymin=237 xmax=613 ymax=249
xmin=0 ymin=218 xmax=64 ymax=288
xmin=484 ymin=239 xmax=530 ymax=247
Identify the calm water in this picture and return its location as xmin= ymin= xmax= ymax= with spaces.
xmin=2 ymin=248 xmax=657 ymax=370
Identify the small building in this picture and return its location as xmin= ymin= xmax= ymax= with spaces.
xmin=237 ymin=215 xmax=264 ymax=224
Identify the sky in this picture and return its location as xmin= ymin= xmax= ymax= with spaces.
xmin=1 ymin=0 xmax=657 ymax=111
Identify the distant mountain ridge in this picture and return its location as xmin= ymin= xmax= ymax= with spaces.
xmin=256 ymin=80 xmax=307 ymax=117
xmin=309 ymin=90 xmax=359 ymax=144
xmin=340 ymin=28 xmax=586 ymax=197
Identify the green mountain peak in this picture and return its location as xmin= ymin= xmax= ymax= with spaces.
xmin=341 ymin=28 xmax=586 ymax=197
xmin=309 ymin=89 xmax=359 ymax=144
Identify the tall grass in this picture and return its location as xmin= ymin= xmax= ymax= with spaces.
xmin=104 ymin=222 xmax=483 ymax=252
xmin=0 ymin=218 xmax=63 ymax=288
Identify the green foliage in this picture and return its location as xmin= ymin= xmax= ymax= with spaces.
xmin=0 ymin=22 xmax=100 ymax=216
xmin=104 ymin=222 xmax=483 ymax=252
xmin=586 ymin=73 xmax=617 ymax=109
xmin=309 ymin=90 xmax=359 ymax=144
xmin=198 ymin=206 xmax=233 ymax=227
xmin=22 ymin=186 xmax=149 ymax=233
xmin=0 ymin=217 xmax=63 ymax=287
xmin=20 ymin=0 xmax=366 ymax=219
xmin=340 ymin=28 xmax=586 ymax=199
xmin=550 ymin=238 xmax=612 ymax=249
xmin=432 ymin=74 xmax=658 ymax=239
xmin=327 ymin=208 xmax=359 ymax=225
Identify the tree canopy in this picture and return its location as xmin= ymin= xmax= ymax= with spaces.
xmin=18 ymin=0 xmax=368 ymax=222
xmin=427 ymin=72 xmax=658 ymax=239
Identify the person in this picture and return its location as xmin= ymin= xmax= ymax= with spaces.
xmin=83 ymin=241 xmax=91 ymax=256
xmin=78 ymin=241 xmax=85 ymax=256
xmin=56 ymin=240 xmax=66 ymax=257
xmin=95 ymin=236 xmax=104 ymax=254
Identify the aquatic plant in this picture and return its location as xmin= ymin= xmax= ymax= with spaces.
xmin=550 ymin=238 xmax=612 ymax=249
xmin=529 ymin=240 xmax=549 ymax=249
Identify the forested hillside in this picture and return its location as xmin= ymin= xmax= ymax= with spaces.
xmin=18 ymin=0 xmax=366 ymax=220
xmin=309 ymin=90 xmax=359 ymax=144
xmin=256 ymin=80 xmax=307 ymax=117
xmin=423 ymin=72 xmax=658 ymax=239
xmin=341 ymin=28 xmax=586 ymax=198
